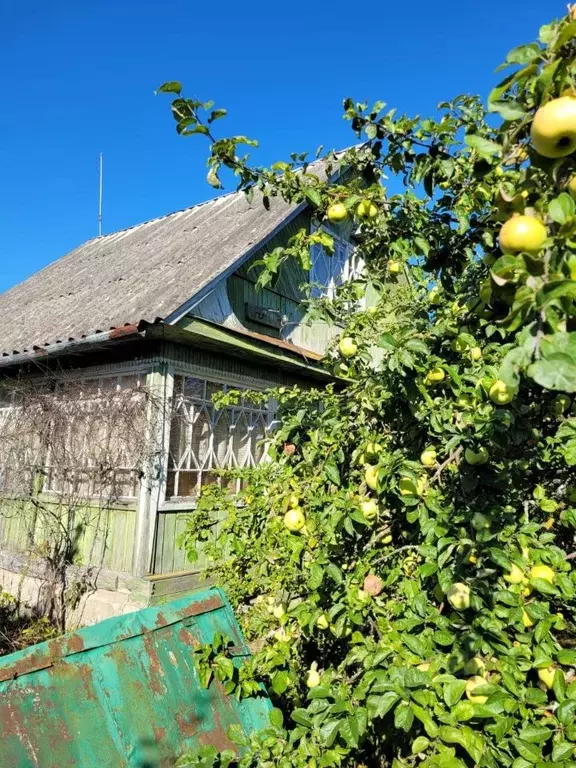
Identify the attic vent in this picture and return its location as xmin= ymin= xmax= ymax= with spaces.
xmin=245 ymin=303 xmax=285 ymax=330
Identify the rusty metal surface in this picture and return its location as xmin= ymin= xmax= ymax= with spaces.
xmin=0 ymin=587 xmax=271 ymax=767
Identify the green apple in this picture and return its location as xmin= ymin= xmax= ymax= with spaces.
xmin=529 ymin=564 xmax=555 ymax=584
xmin=364 ymin=466 xmax=379 ymax=492
xmin=465 ymin=447 xmax=489 ymax=465
xmin=503 ymin=564 xmax=524 ymax=584
xmin=356 ymin=199 xmax=378 ymax=219
xmin=466 ymin=676 xmax=488 ymax=704
xmin=339 ymin=337 xmax=358 ymax=358
xmin=306 ymin=662 xmax=321 ymax=688
xmin=316 ymin=614 xmax=329 ymax=630
xmin=464 ymin=656 xmax=485 ymax=676
xmin=499 ymin=215 xmax=547 ymax=255
xmin=489 ymin=380 xmax=514 ymax=405
xmin=284 ymin=508 xmax=305 ymax=532
xmin=447 ymin=582 xmax=471 ymax=610
xmin=470 ymin=347 xmax=482 ymax=362
xmin=360 ymin=498 xmax=378 ymax=521
xmin=471 ymin=512 xmax=491 ymax=530
xmin=327 ymin=202 xmax=347 ymax=223
xmin=365 ymin=442 xmax=383 ymax=461
xmin=420 ymin=448 xmax=437 ymax=467
xmin=426 ymin=367 xmax=445 ymax=384
xmin=530 ymin=96 xmax=576 ymax=158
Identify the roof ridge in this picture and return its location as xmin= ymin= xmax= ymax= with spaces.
xmin=82 ymin=189 xmax=238 ymax=246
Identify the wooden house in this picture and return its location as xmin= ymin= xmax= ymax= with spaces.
xmin=0 ymin=172 xmax=357 ymax=624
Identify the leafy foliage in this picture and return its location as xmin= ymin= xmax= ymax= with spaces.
xmin=163 ymin=7 xmax=576 ymax=767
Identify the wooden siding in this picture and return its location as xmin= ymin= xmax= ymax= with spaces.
xmin=0 ymin=498 xmax=136 ymax=574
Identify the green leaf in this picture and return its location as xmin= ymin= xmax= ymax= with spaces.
xmin=465 ymin=134 xmax=502 ymax=157
xmin=444 ymin=680 xmax=467 ymax=708
xmin=269 ymin=707 xmax=284 ymax=728
xmin=319 ymin=719 xmax=341 ymax=747
xmin=156 ymin=80 xmax=182 ymax=95
xmin=272 ymin=670 xmax=290 ymax=695
xmin=504 ymin=43 xmax=542 ymax=66
xmin=291 ymin=708 xmax=313 ymax=728
xmin=557 ymin=700 xmax=576 ymax=727
xmin=340 ymin=715 xmax=360 ymax=748
xmin=528 ymin=355 xmax=576 ymax=393
xmin=537 ymin=283 xmax=576 ymax=308
xmin=513 ymin=738 xmax=543 ymax=763
xmin=366 ymin=691 xmax=399 ymax=719
xmin=490 ymin=101 xmax=527 ymax=121
xmin=394 ymin=702 xmax=414 ymax=732
xmin=558 ymin=650 xmax=576 ymax=665
xmin=409 ymin=735 xmax=429 ymax=755
xmin=308 ymin=563 xmax=324 ymax=590
xmin=548 ymin=193 xmax=575 ymax=224
xmin=303 ymin=187 xmax=322 ymax=208
xmin=551 ymin=741 xmax=575 ymax=761
xmin=208 ymin=108 xmax=227 ymax=123
xmin=324 ymin=460 xmax=341 ymax=486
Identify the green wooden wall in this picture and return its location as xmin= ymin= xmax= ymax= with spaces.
xmin=0 ymin=498 xmax=136 ymax=574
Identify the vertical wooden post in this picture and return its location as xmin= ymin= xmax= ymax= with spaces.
xmin=132 ymin=362 xmax=174 ymax=577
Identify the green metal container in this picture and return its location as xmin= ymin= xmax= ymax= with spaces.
xmin=0 ymin=587 xmax=271 ymax=767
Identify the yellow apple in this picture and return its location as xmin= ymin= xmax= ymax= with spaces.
xmin=366 ymin=305 xmax=378 ymax=315
xmin=339 ymin=337 xmax=358 ymax=357
xmin=426 ymin=367 xmax=445 ymax=384
xmin=420 ymin=448 xmax=437 ymax=467
xmin=364 ymin=466 xmax=379 ymax=492
xmin=316 ymin=614 xmax=329 ymax=630
xmin=522 ymin=609 xmax=534 ymax=628
xmin=464 ymin=656 xmax=486 ymax=676
xmin=499 ymin=215 xmax=547 ymax=255
xmin=447 ymin=582 xmax=471 ymax=610
xmin=284 ymin=508 xmax=306 ymax=532
xmin=398 ymin=476 xmax=426 ymax=496
xmin=529 ymin=564 xmax=555 ymax=584
xmin=470 ymin=346 xmax=482 ymax=362
xmin=360 ymin=498 xmax=379 ymax=521
xmin=327 ymin=202 xmax=347 ymax=223
xmin=537 ymin=665 xmax=560 ymax=690
xmin=306 ymin=662 xmax=321 ymax=688
xmin=356 ymin=199 xmax=378 ymax=219
xmin=530 ymin=96 xmax=576 ymax=158
xmin=365 ymin=442 xmax=383 ymax=461
xmin=389 ymin=260 xmax=401 ymax=274
xmin=287 ymin=493 xmax=300 ymax=509
xmin=272 ymin=604 xmax=286 ymax=619
xmin=465 ymin=447 xmax=489 ymax=465
xmin=465 ymin=676 xmax=489 ymax=704
xmin=504 ymin=564 xmax=525 ymax=584
xmin=489 ymin=380 xmax=514 ymax=405
xmin=567 ymin=176 xmax=576 ymax=198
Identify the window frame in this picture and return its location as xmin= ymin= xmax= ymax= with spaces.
xmin=164 ymin=372 xmax=277 ymax=504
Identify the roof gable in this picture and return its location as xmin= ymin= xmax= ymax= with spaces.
xmin=0 ymin=190 xmax=299 ymax=357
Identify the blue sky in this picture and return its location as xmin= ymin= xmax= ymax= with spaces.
xmin=0 ymin=0 xmax=565 ymax=293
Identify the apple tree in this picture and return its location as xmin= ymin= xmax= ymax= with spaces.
xmin=161 ymin=7 xmax=576 ymax=767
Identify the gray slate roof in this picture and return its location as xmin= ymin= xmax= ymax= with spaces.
xmin=0 ymin=190 xmax=299 ymax=357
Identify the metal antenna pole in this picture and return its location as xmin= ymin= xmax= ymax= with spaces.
xmin=98 ymin=152 xmax=103 ymax=237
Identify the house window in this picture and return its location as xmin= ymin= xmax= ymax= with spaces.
xmin=166 ymin=376 xmax=276 ymax=499
xmin=42 ymin=374 xmax=146 ymax=500
xmin=310 ymin=233 xmax=360 ymax=299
